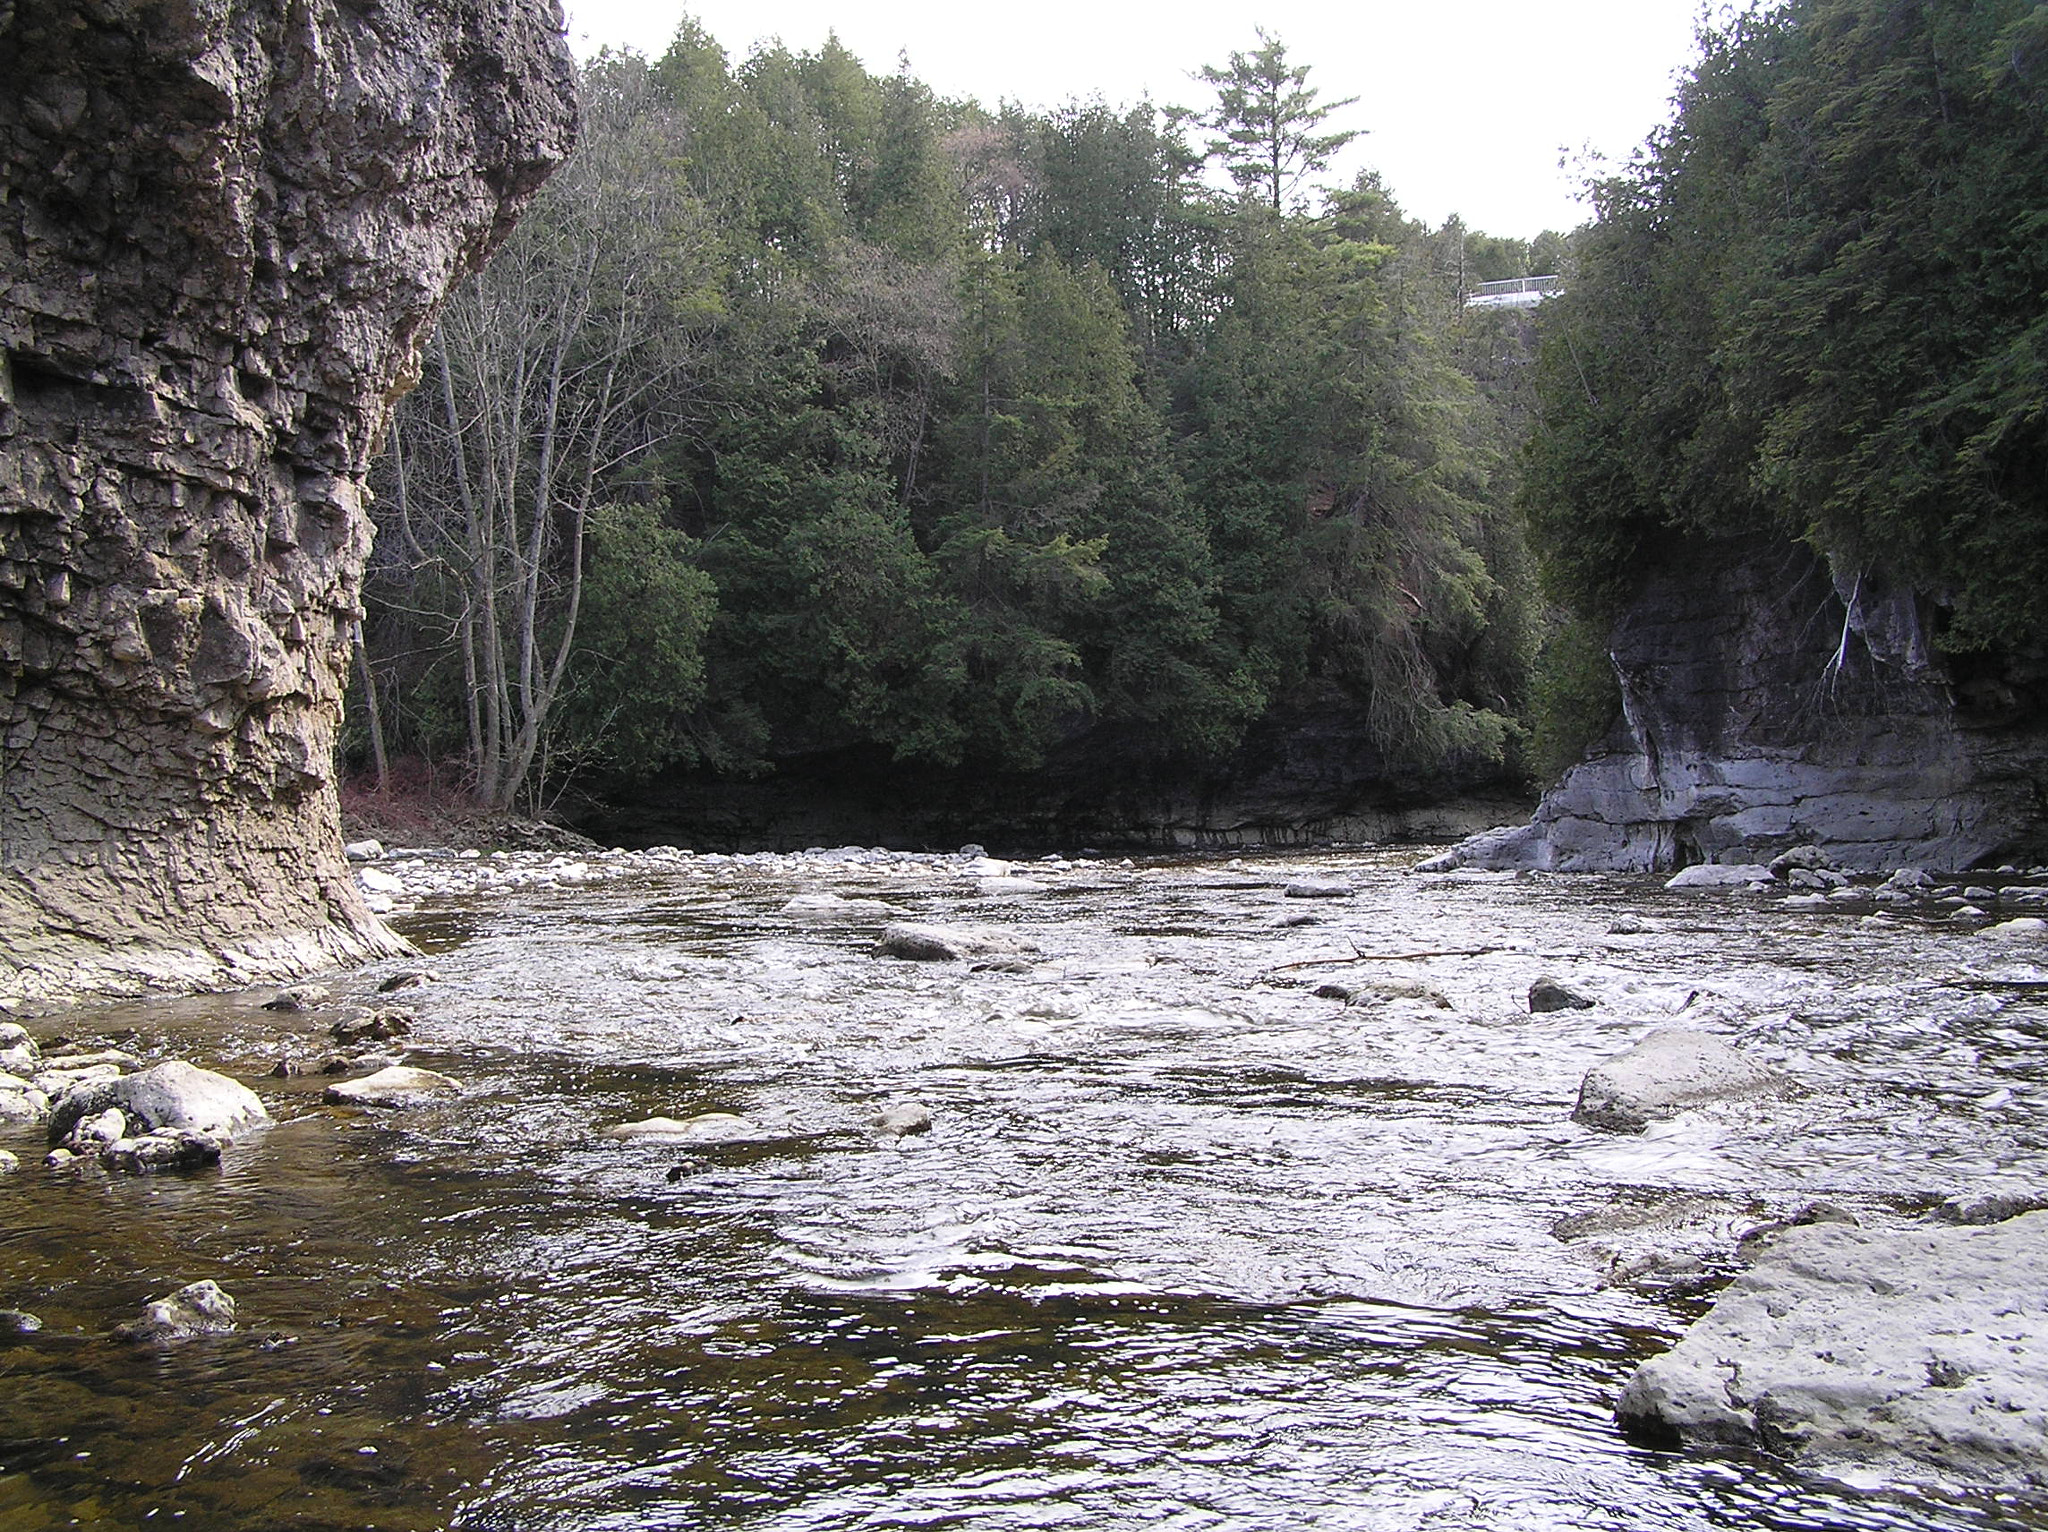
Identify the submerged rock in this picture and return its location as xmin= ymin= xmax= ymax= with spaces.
xmin=1935 ymin=1187 xmax=2048 ymax=1227
xmin=1617 ymin=1213 xmax=2048 ymax=1492
xmin=0 ymin=1308 xmax=40 ymax=1335
xmin=604 ymin=1113 xmax=754 ymax=1142
xmin=115 ymin=1281 xmax=237 ymax=1343
xmin=1573 ymin=1030 xmax=1786 ymax=1132
xmin=323 ymin=1066 xmax=460 ymax=1108
xmin=263 ymin=984 xmax=332 ymax=1013
xmin=331 ymin=1007 xmax=415 ymax=1046
xmin=0 ymin=1022 xmax=39 ymax=1076
xmin=1283 ymin=879 xmax=1353 ymax=899
xmin=0 ymin=1150 xmax=19 ymax=1174
xmin=877 ymin=923 xmax=1038 ymax=962
xmin=870 ymin=1101 xmax=934 ymax=1136
xmin=47 ymin=1061 xmax=269 ymax=1147
xmin=1529 ymin=976 xmax=1596 ymax=1013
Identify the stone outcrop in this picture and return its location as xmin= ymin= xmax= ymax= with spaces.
xmin=1423 ymin=536 xmax=2048 ymax=874
xmin=0 ymin=0 xmax=578 ymax=1001
xmin=1618 ymin=1212 xmax=2048 ymax=1492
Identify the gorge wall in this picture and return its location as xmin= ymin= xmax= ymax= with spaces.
xmin=1433 ymin=535 xmax=2048 ymax=874
xmin=0 ymin=0 xmax=577 ymax=1002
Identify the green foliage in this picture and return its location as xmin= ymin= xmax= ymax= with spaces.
xmin=364 ymin=17 xmax=1546 ymax=801
xmin=1525 ymin=0 xmax=2048 ymax=658
xmin=558 ymin=505 xmax=718 ymax=780
xmin=1525 ymin=613 xmax=1621 ymax=782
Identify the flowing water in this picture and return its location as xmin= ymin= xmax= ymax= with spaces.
xmin=3 ymin=845 xmax=2048 ymax=1531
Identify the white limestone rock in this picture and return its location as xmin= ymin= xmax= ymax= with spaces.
xmin=1617 ymin=1213 xmax=2048 ymax=1492
xmin=1573 ymin=1030 xmax=1787 ymax=1133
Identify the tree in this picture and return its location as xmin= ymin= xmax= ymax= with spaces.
xmin=368 ymin=55 xmax=722 ymax=810
xmin=1191 ymin=31 xmax=1360 ymax=212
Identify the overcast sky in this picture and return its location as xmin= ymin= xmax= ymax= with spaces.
xmin=559 ymin=0 xmax=1708 ymax=239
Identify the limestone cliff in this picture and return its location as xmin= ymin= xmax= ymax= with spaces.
xmin=1430 ymin=535 xmax=2048 ymax=874
xmin=0 ymin=0 xmax=577 ymax=1000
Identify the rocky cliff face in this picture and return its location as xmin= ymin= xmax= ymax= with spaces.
xmin=1435 ymin=535 xmax=2048 ymax=874
xmin=0 ymin=0 xmax=576 ymax=1001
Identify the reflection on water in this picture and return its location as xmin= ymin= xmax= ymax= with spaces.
xmin=2 ymin=848 xmax=2046 ymax=1530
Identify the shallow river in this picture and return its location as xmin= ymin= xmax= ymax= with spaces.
xmin=4 ymin=846 xmax=2048 ymax=1531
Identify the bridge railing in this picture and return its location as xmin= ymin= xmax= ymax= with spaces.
xmin=1463 ymin=274 xmax=1565 ymax=310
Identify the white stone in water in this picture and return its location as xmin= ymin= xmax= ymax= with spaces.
xmin=1664 ymin=864 xmax=1774 ymax=890
xmin=1617 ymin=1213 xmax=2048 ymax=1493
xmin=877 ymin=923 xmax=1039 ymax=962
xmin=358 ymin=866 xmax=405 ymax=895
xmin=870 ymin=1101 xmax=933 ymax=1136
xmin=0 ymin=1149 xmax=18 ymax=1173
xmin=344 ymin=839 xmax=385 ymax=862
xmin=604 ymin=1112 xmax=754 ymax=1141
xmin=116 ymin=1280 xmax=237 ymax=1342
xmin=49 ymin=1060 xmax=269 ymax=1144
xmin=978 ymin=876 xmax=1050 ymax=895
xmin=1883 ymin=867 xmax=1935 ymax=890
xmin=1782 ymin=893 xmax=1831 ymax=910
xmin=1980 ymin=918 xmax=2047 ymax=940
xmin=1573 ymin=1030 xmax=1786 ymax=1132
xmin=781 ymin=893 xmax=899 ymax=917
xmin=1283 ymin=879 xmax=1353 ymax=899
xmin=323 ymin=1066 xmax=460 ymax=1108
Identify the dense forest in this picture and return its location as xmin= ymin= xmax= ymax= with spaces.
xmin=355 ymin=0 xmax=2044 ymax=823
xmin=351 ymin=24 xmax=1559 ymax=814
xmin=1524 ymin=0 xmax=2048 ymax=745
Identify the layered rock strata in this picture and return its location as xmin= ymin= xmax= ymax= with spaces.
xmin=1429 ymin=536 xmax=2048 ymax=873
xmin=0 ymin=0 xmax=576 ymax=999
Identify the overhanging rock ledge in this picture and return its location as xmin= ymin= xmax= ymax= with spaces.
xmin=0 ymin=0 xmax=577 ymax=1002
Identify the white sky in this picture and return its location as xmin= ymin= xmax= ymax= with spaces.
xmin=559 ymin=1 xmax=1707 ymax=239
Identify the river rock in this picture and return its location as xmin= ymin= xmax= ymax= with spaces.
xmin=0 ymin=1150 xmax=20 ymax=1174
xmin=102 ymin=1129 xmax=224 ymax=1174
xmin=0 ymin=1309 xmax=41 ymax=1334
xmin=1573 ymin=1030 xmax=1786 ymax=1132
xmin=1283 ymin=879 xmax=1353 ymax=899
xmin=344 ymin=840 xmax=386 ymax=862
xmin=377 ymin=969 xmax=435 ymax=993
xmin=0 ymin=1022 xmax=38 ymax=1075
xmin=1606 ymin=915 xmax=1650 ymax=935
xmin=1665 ymin=864 xmax=1773 ymax=890
xmin=64 ymin=1107 xmax=128 ymax=1153
xmin=781 ymin=893 xmax=900 ymax=918
xmin=323 ymin=1066 xmax=460 ymax=1108
xmin=871 ymin=1101 xmax=934 ymax=1136
xmin=1616 ymin=1213 xmax=2048 ymax=1492
xmin=46 ymin=1061 xmax=270 ymax=1147
xmin=1529 ymin=976 xmax=1596 ymax=1013
xmin=1979 ymin=918 xmax=2048 ymax=942
xmin=332 ymin=1007 xmax=415 ymax=1045
xmin=0 ymin=1073 xmax=50 ymax=1125
xmin=877 ymin=923 xmax=1038 ymax=962
xmin=263 ymin=984 xmax=333 ymax=1012
xmin=604 ymin=1112 xmax=754 ymax=1142
xmin=1934 ymin=1187 xmax=2048 ymax=1226
xmin=115 ymin=1280 xmax=237 ymax=1343
xmin=1768 ymin=844 xmax=1835 ymax=876
xmin=978 ymin=876 xmax=1051 ymax=895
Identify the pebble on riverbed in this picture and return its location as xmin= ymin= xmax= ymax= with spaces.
xmin=870 ymin=1101 xmax=933 ymax=1136
xmin=876 ymin=922 xmax=1038 ymax=962
xmin=331 ymin=1007 xmax=415 ymax=1045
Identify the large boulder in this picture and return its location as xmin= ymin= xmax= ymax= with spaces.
xmin=1617 ymin=1213 xmax=2048 ymax=1491
xmin=1572 ymin=1030 xmax=1786 ymax=1132
xmin=46 ymin=1060 xmax=268 ymax=1146
xmin=0 ymin=0 xmax=578 ymax=1002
